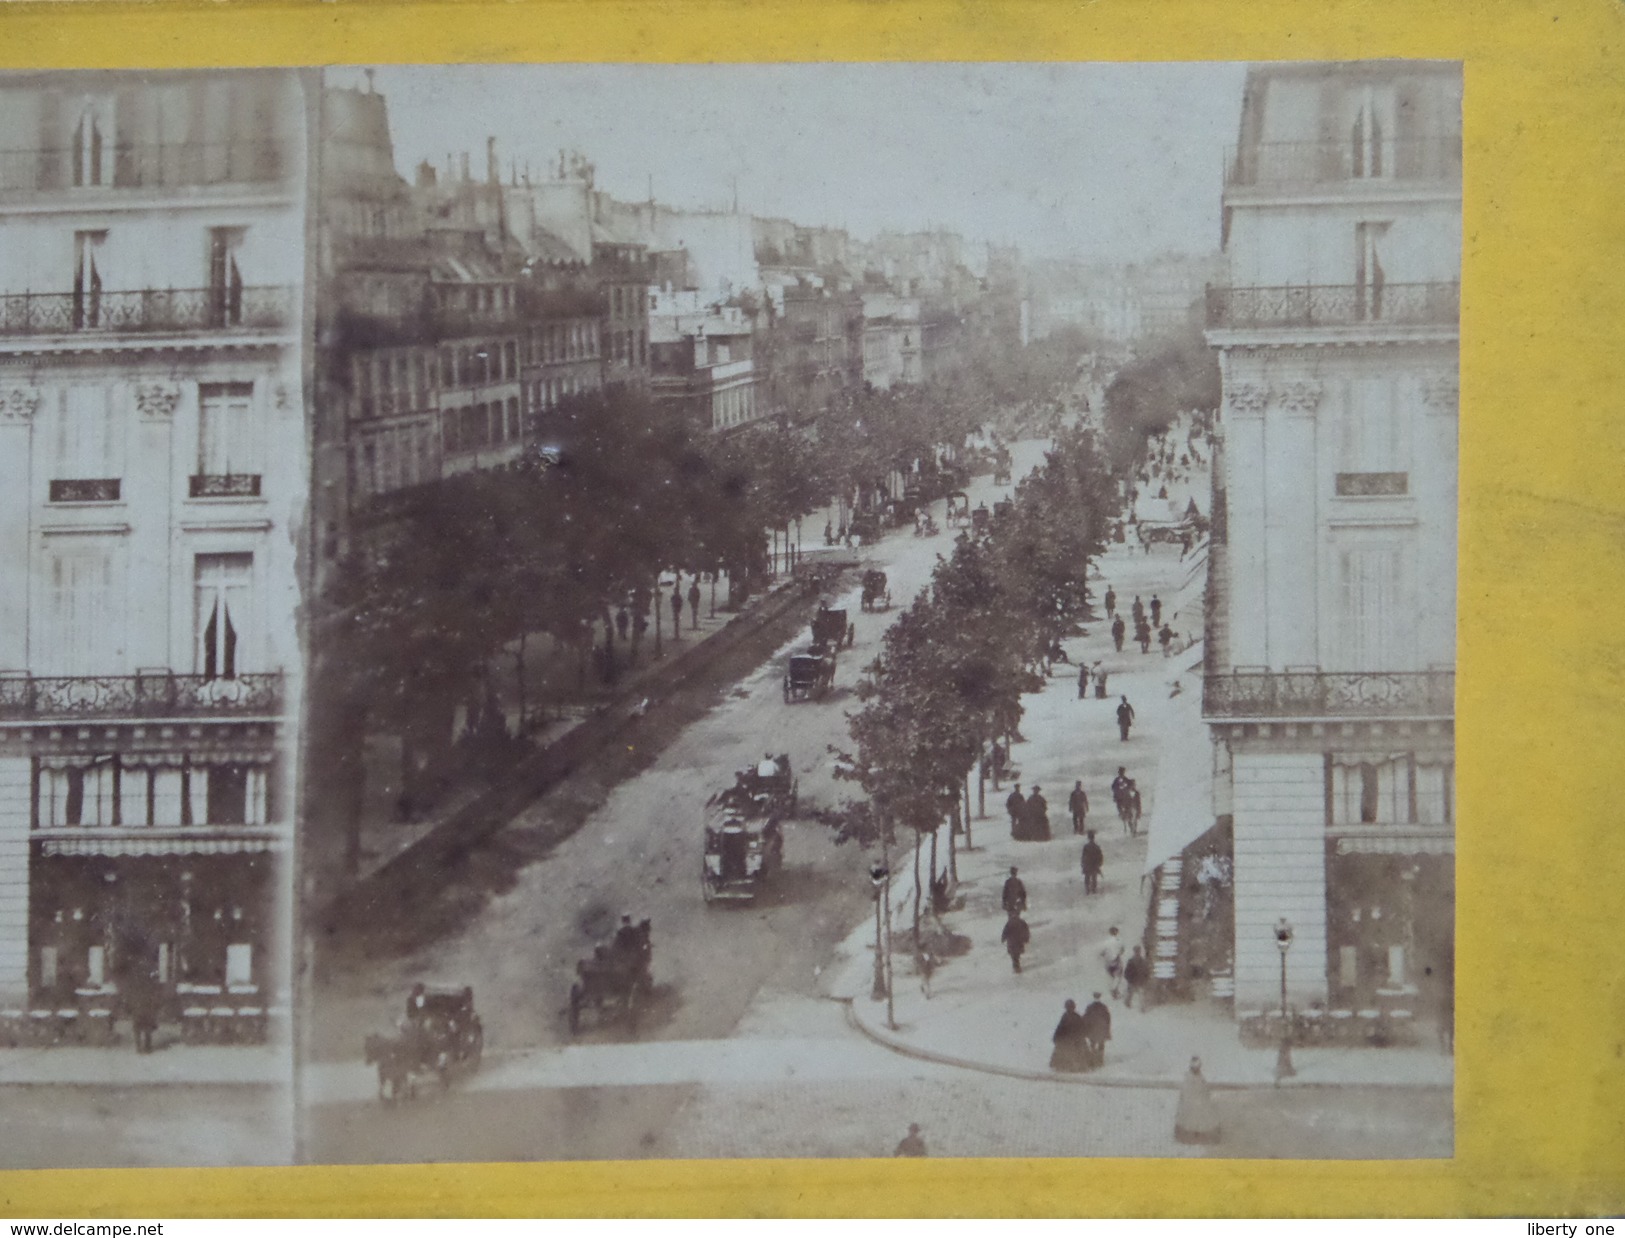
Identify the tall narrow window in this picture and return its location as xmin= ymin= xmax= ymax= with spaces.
xmin=50 ymin=386 xmax=121 ymax=502
xmin=49 ymin=549 xmax=114 ymax=675
xmin=1351 ymin=89 xmax=1384 ymax=179
xmin=195 ymin=382 xmax=259 ymax=496
xmin=1355 ymin=221 xmax=1389 ymax=321
xmin=1337 ymin=544 xmax=1406 ymax=671
xmin=195 ymin=553 xmax=252 ymax=681
xmin=72 ymin=231 xmax=106 ymax=330
xmin=208 ymin=228 xmax=246 ymax=328
xmin=71 ymin=99 xmax=114 ymax=188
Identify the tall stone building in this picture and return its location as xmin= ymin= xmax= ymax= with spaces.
xmin=0 ymin=70 xmax=309 ymax=1019
xmin=1203 ymin=62 xmax=1460 ymax=1018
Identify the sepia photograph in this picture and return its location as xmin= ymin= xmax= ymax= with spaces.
xmin=295 ymin=60 xmax=1459 ymax=1165
xmin=0 ymin=69 xmax=306 ymax=1167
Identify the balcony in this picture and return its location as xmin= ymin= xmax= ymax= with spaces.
xmin=189 ymin=473 xmax=262 ymax=498
xmin=0 ymin=141 xmax=288 ymax=195
xmin=49 ymin=478 xmax=121 ymax=503
xmin=1203 ymin=669 xmax=1454 ymax=720
xmin=1226 ymin=138 xmax=1461 ymax=192
xmin=0 ymin=286 xmax=293 ymax=339
xmin=0 ymin=672 xmax=284 ymax=722
xmin=1206 ymin=282 xmax=1458 ymax=332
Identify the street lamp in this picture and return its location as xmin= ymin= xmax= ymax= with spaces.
xmin=1274 ymin=916 xmax=1296 ymax=1083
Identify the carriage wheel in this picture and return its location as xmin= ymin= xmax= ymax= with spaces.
xmin=568 ymin=984 xmax=583 ymax=1034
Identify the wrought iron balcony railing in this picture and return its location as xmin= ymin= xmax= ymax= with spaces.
xmin=0 ymin=141 xmax=288 ymax=194
xmin=189 ymin=473 xmax=263 ymax=498
xmin=1206 ymin=282 xmax=1458 ymax=331
xmin=0 ymin=286 xmax=293 ymax=337
xmin=1225 ymin=138 xmax=1462 ymax=190
xmin=49 ymin=478 xmax=121 ymax=502
xmin=0 ymin=671 xmax=284 ymax=721
xmin=1203 ymin=669 xmax=1455 ymax=719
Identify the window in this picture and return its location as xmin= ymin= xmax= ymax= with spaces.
xmin=71 ymin=98 xmax=114 ymax=188
xmin=1351 ymin=87 xmax=1385 ymax=179
xmin=51 ymin=385 xmax=120 ymax=500
xmin=194 ymin=553 xmax=252 ymax=681
xmin=207 ymin=227 xmax=246 ymax=327
xmin=48 ymin=548 xmax=114 ymax=675
xmin=503 ymin=340 xmax=517 ymax=378
xmin=195 ymin=382 xmax=259 ymax=494
xmin=1335 ymin=544 xmax=1406 ymax=671
xmin=1355 ymin=221 xmax=1390 ymax=320
xmin=72 ymin=230 xmax=106 ymax=330
xmin=1338 ymin=376 xmax=1409 ymax=495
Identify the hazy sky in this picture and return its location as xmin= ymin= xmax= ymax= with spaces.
xmin=334 ymin=63 xmax=1247 ymax=263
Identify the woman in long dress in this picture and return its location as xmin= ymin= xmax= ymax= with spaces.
xmin=1174 ymin=1056 xmax=1221 ymax=1144
xmin=1050 ymin=1000 xmax=1091 ymax=1072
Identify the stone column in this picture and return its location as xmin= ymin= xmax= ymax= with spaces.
xmin=0 ymin=386 xmax=39 ymax=670
xmin=0 ymin=754 xmax=31 ymax=1006
xmin=1268 ymin=379 xmax=1324 ymax=668
xmin=131 ymin=381 xmax=181 ymax=672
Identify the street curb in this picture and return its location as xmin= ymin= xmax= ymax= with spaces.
xmin=838 ymin=997 xmax=1452 ymax=1094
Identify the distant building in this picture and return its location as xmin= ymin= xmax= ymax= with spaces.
xmin=860 ymin=294 xmax=922 ymax=390
xmin=1203 ymin=61 xmax=1460 ymax=1017
xmin=648 ymin=289 xmax=761 ymax=433
xmin=0 ymin=69 xmax=309 ymax=1012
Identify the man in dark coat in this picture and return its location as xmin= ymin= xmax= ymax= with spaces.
xmin=1025 ymin=785 xmax=1051 ymax=840
xmin=1104 ymin=587 xmax=1117 ymax=617
xmin=1005 ymin=782 xmax=1026 ymax=839
xmin=1111 ymin=616 xmax=1126 ymax=652
xmin=670 ymin=585 xmax=684 ymax=638
xmin=1135 ymin=618 xmax=1152 ymax=654
xmin=1081 ymin=830 xmax=1104 ymax=895
xmin=1078 ymin=662 xmax=1090 ymax=699
xmin=1081 ymin=992 xmax=1113 ymax=1067
xmin=1001 ymin=910 xmax=1031 ymax=974
xmin=1001 ymin=867 xmax=1027 ymax=915
xmin=1069 ymin=781 xmax=1089 ymax=834
xmin=1117 ymin=696 xmax=1136 ymax=741
xmin=1131 ymin=595 xmax=1145 ymax=626
xmin=688 ymin=580 xmax=702 ymax=630
xmin=1150 ymin=594 xmax=1162 ymax=626
xmin=1123 ymin=944 xmax=1151 ymax=1008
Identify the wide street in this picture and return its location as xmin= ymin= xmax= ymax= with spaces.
xmin=303 ymin=437 xmax=1053 ymax=1163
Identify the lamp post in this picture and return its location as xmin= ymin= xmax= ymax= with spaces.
xmin=1274 ymin=916 xmax=1297 ymax=1083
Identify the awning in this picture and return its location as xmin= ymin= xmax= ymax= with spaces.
xmin=36 ymin=830 xmax=285 ymax=858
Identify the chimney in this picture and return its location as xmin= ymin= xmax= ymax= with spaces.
xmin=459 ymin=151 xmax=471 ymax=182
xmin=487 ymin=136 xmax=498 ymax=185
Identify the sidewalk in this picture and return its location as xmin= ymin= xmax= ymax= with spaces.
xmin=826 ymin=477 xmax=1454 ymax=1093
xmin=0 ymin=1041 xmax=289 ymax=1087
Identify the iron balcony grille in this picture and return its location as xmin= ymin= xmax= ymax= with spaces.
xmin=1336 ymin=472 xmax=1408 ymax=497
xmin=189 ymin=473 xmax=263 ymax=498
xmin=0 ymin=286 xmax=293 ymax=337
xmin=1203 ymin=669 xmax=1455 ymax=719
xmin=1205 ymin=282 xmax=1459 ymax=331
xmin=0 ymin=671 xmax=284 ymax=721
xmin=49 ymin=478 xmax=121 ymax=502
xmin=1225 ymin=138 xmax=1462 ymax=190
xmin=0 ymin=141 xmax=287 ymax=194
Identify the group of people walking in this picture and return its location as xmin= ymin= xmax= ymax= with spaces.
xmin=1105 ymin=589 xmax=1178 ymax=658
xmin=1004 ymin=783 xmax=1051 ymax=841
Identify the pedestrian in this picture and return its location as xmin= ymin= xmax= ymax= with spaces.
xmin=1116 ymin=695 xmax=1136 ymax=741
xmin=1069 ymin=780 xmax=1089 ymax=834
xmin=1123 ymin=944 xmax=1150 ymax=1008
xmin=1150 ymin=594 xmax=1162 ymax=626
xmin=1124 ymin=782 xmax=1142 ymax=837
xmin=1159 ymin=623 xmax=1175 ymax=656
xmin=670 ymin=584 xmax=684 ymax=638
xmin=1081 ymin=991 xmax=1113 ymax=1068
xmin=1001 ymin=909 xmax=1031 ymax=974
xmin=1025 ymin=785 xmax=1051 ymax=841
xmin=1077 ymin=662 xmax=1090 ymax=700
xmin=1050 ymin=999 xmax=1092 ymax=1073
xmin=1095 ymin=666 xmax=1109 ymax=699
xmin=1111 ymin=616 xmax=1126 ymax=653
xmin=688 ymin=580 xmax=701 ymax=631
xmin=894 ymin=1123 xmax=928 ymax=1156
xmin=1131 ymin=595 xmax=1145 ymax=626
xmin=1081 ymin=830 xmax=1104 ymax=894
xmin=1174 ymin=1057 xmax=1222 ymax=1145
xmin=1005 ymin=782 xmax=1026 ymax=839
xmin=1136 ymin=619 xmax=1151 ymax=654
xmin=1100 ymin=926 xmax=1126 ymax=998
xmin=615 ymin=606 xmax=630 ymax=643
xmin=1001 ymin=866 xmax=1027 ymax=915
xmin=127 ymin=965 xmax=160 ymax=1055
xmin=1104 ymin=586 xmax=1117 ymax=618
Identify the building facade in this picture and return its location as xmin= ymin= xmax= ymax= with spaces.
xmin=1203 ymin=61 xmax=1460 ymax=1017
xmin=0 ymin=70 xmax=308 ymax=1015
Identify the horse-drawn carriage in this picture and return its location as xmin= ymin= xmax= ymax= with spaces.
xmin=701 ymin=807 xmax=785 ymax=904
xmin=1135 ymin=519 xmax=1201 ymax=554
xmin=971 ymin=502 xmax=991 ymax=533
xmin=812 ymin=604 xmax=854 ymax=650
xmin=784 ymin=648 xmax=836 ymax=702
xmin=364 ymin=985 xmax=484 ymax=1103
xmin=568 ymin=918 xmax=653 ymax=1033
xmin=914 ymin=508 xmax=939 ymax=537
xmin=716 ymin=752 xmax=797 ymax=817
xmin=848 ymin=509 xmax=880 ymax=544
xmin=861 ymin=569 xmax=891 ymax=612
xmin=946 ymin=492 xmax=972 ymax=530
